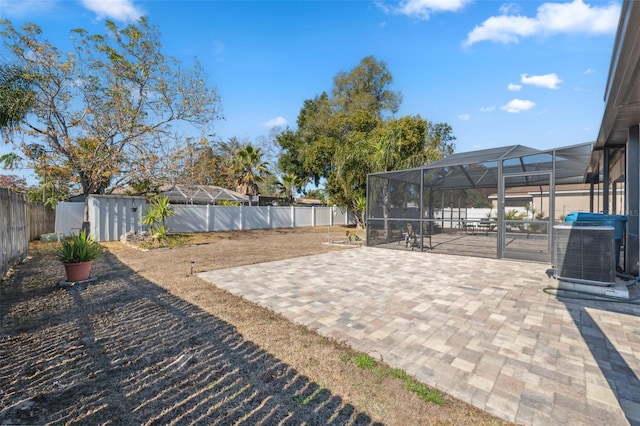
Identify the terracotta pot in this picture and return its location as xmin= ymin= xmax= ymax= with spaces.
xmin=63 ymin=261 xmax=93 ymax=282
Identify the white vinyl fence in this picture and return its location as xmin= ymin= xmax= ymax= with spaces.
xmin=56 ymin=196 xmax=354 ymax=241
xmin=166 ymin=205 xmax=350 ymax=233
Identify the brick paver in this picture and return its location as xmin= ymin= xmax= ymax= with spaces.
xmin=198 ymin=247 xmax=640 ymax=425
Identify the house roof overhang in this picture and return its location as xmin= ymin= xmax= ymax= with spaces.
xmin=596 ymin=0 xmax=640 ymax=150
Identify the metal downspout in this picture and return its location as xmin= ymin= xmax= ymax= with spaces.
xmin=497 ymin=159 xmax=504 ymax=259
xmin=550 ymin=151 xmax=556 ymax=262
xmin=420 ymin=170 xmax=424 ymax=251
xmin=626 ymin=125 xmax=639 ymax=275
xmin=603 ymin=149 xmax=610 ymax=214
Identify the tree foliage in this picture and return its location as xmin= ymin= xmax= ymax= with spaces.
xmin=232 ymin=144 xmax=270 ymax=206
xmin=0 ymin=18 xmax=222 ymax=223
xmin=332 ymin=56 xmax=401 ymax=119
xmin=142 ymin=195 xmax=174 ymax=241
xmin=277 ymin=173 xmax=303 ymax=203
xmin=0 ymin=174 xmax=26 ymax=191
xmin=276 ymin=56 xmax=456 ymax=216
xmin=0 ymin=64 xmax=35 ymax=131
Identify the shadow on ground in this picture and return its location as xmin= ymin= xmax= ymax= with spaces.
xmin=554 ymin=287 xmax=640 ymax=426
xmin=0 ymin=247 xmax=380 ymax=425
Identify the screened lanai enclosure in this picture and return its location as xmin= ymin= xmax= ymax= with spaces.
xmin=366 ymin=142 xmax=595 ymax=263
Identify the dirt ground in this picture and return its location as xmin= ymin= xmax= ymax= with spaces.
xmin=0 ymin=226 xmax=510 ymax=425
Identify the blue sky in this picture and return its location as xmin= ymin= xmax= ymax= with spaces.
xmin=0 ymin=0 xmax=621 ymax=180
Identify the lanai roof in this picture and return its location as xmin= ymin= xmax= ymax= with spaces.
xmin=368 ymin=142 xmax=593 ymax=191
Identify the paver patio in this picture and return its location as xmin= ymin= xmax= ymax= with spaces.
xmin=198 ymin=246 xmax=640 ymax=425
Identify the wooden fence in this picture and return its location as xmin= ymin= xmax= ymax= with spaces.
xmin=0 ymin=188 xmax=28 ymax=280
xmin=28 ymin=202 xmax=56 ymax=241
xmin=0 ymin=189 xmax=56 ymax=280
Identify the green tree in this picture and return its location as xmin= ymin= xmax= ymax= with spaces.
xmin=0 ymin=18 xmax=222 ymax=229
xmin=276 ymin=56 xmax=455 ymax=215
xmin=328 ymin=115 xmax=455 ymax=225
xmin=277 ymin=93 xmax=337 ymax=187
xmin=332 ymin=55 xmax=401 ymax=119
xmin=232 ymin=144 xmax=270 ymax=206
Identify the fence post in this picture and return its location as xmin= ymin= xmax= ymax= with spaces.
xmin=291 ymin=205 xmax=295 ymax=228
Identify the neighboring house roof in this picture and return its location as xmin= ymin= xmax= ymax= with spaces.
xmin=159 ymin=184 xmax=248 ymax=205
xmin=66 ymin=194 xmax=86 ymax=202
xmin=295 ymin=198 xmax=323 ymax=206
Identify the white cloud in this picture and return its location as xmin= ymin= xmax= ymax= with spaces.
xmin=508 ymin=83 xmax=522 ymax=91
xmin=584 ymin=68 xmax=594 ymax=75
xmin=377 ymin=0 xmax=472 ymax=20
xmin=263 ymin=116 xmax=287 ymax=128
xmin=458 ymin=114 xmax=470 ymax=120
xmin=1 ymin=0 xmax=57 ymax=17
xmin=79 ymin=0 xmax=144 ymax=22
xmin=480 ymin=106 xmax=496 ymax=112
xmin=521 ymin=73 xmax=562 ymax=89
xmin=464 ymin=0 xmax=620 ymax=47
xmin=499 ymin=3 xmax=521 ymax=15
xmin=501 ymin=99 xmax=535 ymax=113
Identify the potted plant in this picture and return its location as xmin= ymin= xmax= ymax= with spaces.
xmin=55 ymin=231 xmax=104 ymax=282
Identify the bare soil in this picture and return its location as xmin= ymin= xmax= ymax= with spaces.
xmin=0 ymin=226 xmax=510 ymax=425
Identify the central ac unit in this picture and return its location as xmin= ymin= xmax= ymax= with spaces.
xmin=553 ymin=224 xmax=616 ymax=286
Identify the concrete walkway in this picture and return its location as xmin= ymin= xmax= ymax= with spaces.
xmin=198 ymin=247 xmax=640 ymax=425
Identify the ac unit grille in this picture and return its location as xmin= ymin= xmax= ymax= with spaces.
xmin=554 ymin=224 xmax=615 ymax=286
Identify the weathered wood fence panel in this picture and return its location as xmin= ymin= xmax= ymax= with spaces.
xmin=0 ymin=188 xmax=29 ymax=280
xmin=28 ymin=202 xmax=56 ymax=241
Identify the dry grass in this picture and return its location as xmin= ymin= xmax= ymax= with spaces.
xmin=0 ymin=226 xmax=511 ymax=425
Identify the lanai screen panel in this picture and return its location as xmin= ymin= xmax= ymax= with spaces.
xmin=366 ymin=142 xmax=594 ymax=259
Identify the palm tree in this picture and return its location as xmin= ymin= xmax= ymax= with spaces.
xmin=0 ymin=65 xmax=35 ymax=131
xmin=277 ymin=173 xmax=302 ymax=204
xmin=232 ymin=145 xmax=269 ymax=206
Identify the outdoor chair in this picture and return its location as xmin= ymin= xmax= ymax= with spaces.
xmin=457 ymin=220 xmax=475 ymax=234
xmin=404 ymin=222 xmax=419 ymax=250
xmin=478 ymin=218 xmax=495 ymax=236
